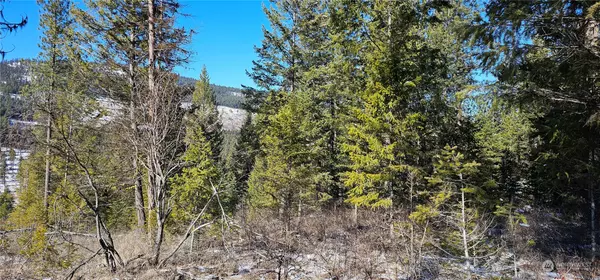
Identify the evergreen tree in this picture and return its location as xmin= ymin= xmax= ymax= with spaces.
xmin=0 ymin=188 xmax=13 ymax=220
xmin=8 ymin=152 xmax=49 ymax=261
xmin=244 ymin=0 xmax=314 ymax=134
xmin=170 ymin=115 xmax=219 ymax=223
xmin=244 ymin=0 xmax=322 ymax=214
xmin=18 ymin=0 xmax=126 ymax=270
xmin=246 ymin=0 xmax=364 ymax=209
xmin=471 ymin=0 xmax=600 ymax=254
xmin=474 ymin=94 xmax=535 ymax=205
xmin=192 ymin=66 xmax=222 ymax=165
xmin=27 ymin=0 xmax=74 ymax=221
xmin=229 ymin=114 xmax=260 ymax=206
xmin=298 ymin=0 xmax=361 ymax=203
xmin=247 ymin=0 xmax=305 ymax=93
xmin=74 ymin=0 xmax=148 ymax=229
xmin=412 ymin=145 xmax=483 ymax=268
xmin=342 ymin=0 xmax=430 ymax=216
xmin=340 ymin=0 xmax=479 ymax=222
xmin=0 ymin=151 xmax=6 ymax=187
xmin=248 ymin=91 xmax=327 ymax=222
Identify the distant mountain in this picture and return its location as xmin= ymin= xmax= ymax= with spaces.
xmin=0 ymin=59 xmax=30 ymax=95
xmin=0 ymin=59 xmax=245 ymax=109
xmin=179 ymin=76 xmax=245 ymax=109
xmin=0 ymin=59 xmax=248 ymax=133
xmin=0 ymin=61 xmax=247 ymax=192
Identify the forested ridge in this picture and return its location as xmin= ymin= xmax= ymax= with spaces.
xmin=0 ymin=59 xmax=245 ymax=109
xmin=1 ymin=0 xmax=600 ymax=279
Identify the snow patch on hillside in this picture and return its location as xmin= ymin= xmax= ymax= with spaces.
xmin=218 ymin=106 xmax=247 ymax=131
xmin=0 ymin=147 xmax=30 ymax=193
xmin=173 ymin=102 xmax=247 ymax=131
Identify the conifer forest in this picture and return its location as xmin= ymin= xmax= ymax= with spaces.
xmin=2 ymin=0 xmax=600 ymax=279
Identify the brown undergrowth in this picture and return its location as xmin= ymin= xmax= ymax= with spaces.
xmin=0 ymin=207 xmax=598 ymax=279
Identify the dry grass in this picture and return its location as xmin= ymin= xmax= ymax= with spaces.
xmin=2 ymin=207 xmax=598 ymax=279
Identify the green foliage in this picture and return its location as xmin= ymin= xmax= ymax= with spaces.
xmin=494 ymin=204 xmax=527 ymax=226
xmin=0 ymin=188 xmax=14 ymax=220
xmin=12 ymin=0 xmax=600 ymax=272
xmin=413 ymin=145 xmax=487 ymax=258
xmin=192 ymin=66 xmax=223 ymax=165
xmin=9 ymin=151 xmax=46 ymax=229
xmin=474 ymin=95 xmax=535 ymax=204
xmin=170 ymin=67 xmax=225 ymax=224
xmin=0 ymin=152 xmax=6 ymax=186
xmin=0 ymin=60 xmax=30 ymax=94
xmin=429 ymin=146 xmax=480 ymax=186
xmin=469 ymin=0 xmax=600 ymax=217
xmin=170 ymin=123 xmax=219 ymax=223
xmin=227 ymin=114 xmax=259 ymax=204
xmin=248 ymin=92 xmax=326 ymax=215
xmin=342 ymin=0 xmax=430 ymax=209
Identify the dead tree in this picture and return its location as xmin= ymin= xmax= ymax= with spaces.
xmin=143 ymin=0 xmax=190 ymax=265
xmin=138 ymin=70 xmax=186 ymax=266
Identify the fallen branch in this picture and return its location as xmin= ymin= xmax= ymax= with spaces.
xmin=210 ymin=179 xmax=233 ymax=256
xmin=157 ymin=192 xmax=215 ymax=268
xmin=0 ymin=228 xmax=33 ymax=235
xmin=124 ymin=254 xmax=146 ymax=268
xmin=56 ymin=231 xmax=96 ymax=254
xmin=65 ymin=248 xmax=102 ymax=280
xmin=46 ymin=230 xmax=95 ymax=237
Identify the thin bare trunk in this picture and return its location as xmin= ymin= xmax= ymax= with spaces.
xmin=459 ymin=173 xmax=470 ymax=268
xmin=44 ymin=115 xmax=51 ymax=214
xmin=592 ymin=185 xmax=597 ymax=259
xmin=43 ymin=42 xmax=59 ymax=219
xmin=128 ymin=33 xmax=145 ymax=229
xmin=133 ymin=152 xmax=145 ymax=228
xmin=508 ymin=201 xmax=517 ymax=278
xmin=352 ymin=204 xmax=358 ymax=226
xmin=146 ymin=0 xmax=156 ymax=238
xmin=58 ymin=129 xmax=123 ymax=272
xmin=151 ymin=209 xmax=164 ymax=265
xmin=591 ymin=151 xmax=597 ymax=260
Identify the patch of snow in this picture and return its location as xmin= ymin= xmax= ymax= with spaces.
xmin=0 ymin=147 xmax=30 ymax=193
xmin=9 ymin=119 xmax=38 ymax=126
xmin=217 ymin=106 xmax=247 ymax=131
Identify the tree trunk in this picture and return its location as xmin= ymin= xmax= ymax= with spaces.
xmin=352 ymin=204 xmax=358 ymax=226
xmin=133 ymin=152 xmax=145 ymax=228
xmin=409 ymin=172 xmax=415 ymax=268
xmin=591 ymin=173 xmax=597 ymax=259
xmin=128 ymin=36 xmax=146 ymax=229
xmin=43 ymin=98 xmax=51 ymax=217
xmin=44 ymin=47 xmax=58 ymax=219
xmin=151 ymin=209 xmax=164 ymax=265
xmin=146 ymin=0 xmax=156 ymax=238
xmin=459 ymin=173 xmax=470 ymax=269
xmin=189 ymin=230 xmax=194 ymax=253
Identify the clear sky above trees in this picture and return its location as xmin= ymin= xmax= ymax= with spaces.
xmin=1 ymin=0 xmax=269 ymax=88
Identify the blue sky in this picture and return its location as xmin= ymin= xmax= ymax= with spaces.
xmin=1 ymin=0 xmax=269 ymax=88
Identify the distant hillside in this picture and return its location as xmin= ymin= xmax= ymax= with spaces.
xmin=179 ymin=76 xmax=245 ymax=109
xmin=0 ymin=59 xmax=30 ymax=95
xmin=0 ymin=59 xmax=245 ymax=109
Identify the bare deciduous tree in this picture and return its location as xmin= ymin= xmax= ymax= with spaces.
xmin=138 ymin=70 xmax=186 ymax=265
